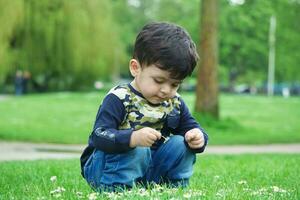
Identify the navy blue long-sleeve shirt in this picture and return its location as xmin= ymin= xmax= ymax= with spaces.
xmin=80 ymin=84 xmax=208 ymax=174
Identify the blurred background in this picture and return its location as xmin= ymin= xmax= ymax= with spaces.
xmin=0 ymin=0 xmax=299 ymax=95
xmin=0 ymin=0 xmax=299 ymax=145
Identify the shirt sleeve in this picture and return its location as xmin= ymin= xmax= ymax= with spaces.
xmin=89 ymin=93 xmax=134 ymax=153
xmin=174 ymin=97 xmax=209 ymax=153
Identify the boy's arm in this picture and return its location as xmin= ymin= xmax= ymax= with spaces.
xmin=174 ymin=97 xmax=209 ymax=153
xmin=89 ymin=94 xmax=134 ymax=153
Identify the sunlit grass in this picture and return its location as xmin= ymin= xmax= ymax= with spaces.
xmin=0 ymin=92 xmax=103 ymax=144
xmin=0 ymin=92 xmax=299 ymax=145
xmin=0 ymin=154 xmax=299 ymax=199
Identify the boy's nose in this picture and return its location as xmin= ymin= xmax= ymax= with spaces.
xmin=160 ymin=84 xmax=171 ymax=95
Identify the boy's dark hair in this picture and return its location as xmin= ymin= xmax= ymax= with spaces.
xmin=133 ymin=22 xmax=199 ymax=80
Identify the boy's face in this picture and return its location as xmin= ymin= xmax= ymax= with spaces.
xmin=130 ymin=59 xmax=182 ymax=104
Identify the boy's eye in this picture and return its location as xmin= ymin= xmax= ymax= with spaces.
xmin=154 ymin=78 xmax=163 ymax=84
xmin=172 ymin=83 xmax=180 ymax=88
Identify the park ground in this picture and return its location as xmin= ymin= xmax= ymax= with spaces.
xmin=1 ymin=140 xmax=300 ymax=161
xmin=0 ymin=92 xmax=299 ymax=199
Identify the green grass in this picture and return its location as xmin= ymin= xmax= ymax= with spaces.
xmin=0 ymin=92 xmax=300 ymax=145
xmin=191 ymin=94 xmax=300 ymax=145
xmin=0 ymin=92 xmax=103 ymax=144
xmin=0 ymin=154 xmax=299 ymax=199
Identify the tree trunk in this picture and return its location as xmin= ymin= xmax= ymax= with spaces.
xmin=195 ymin=0 xmax=219 ymax=118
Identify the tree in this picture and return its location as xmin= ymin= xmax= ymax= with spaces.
xmin=195 ymin=0 xmax=219 ymax=118
xmin=219 ymin=0 xmax=273 ymax=89
xmin=0 ymin=0 xmax=23 ymax=87
xmin=1 ymin=0 xmax=299 ymax=92
xmin=0 ymin=0 xmax=126 ymax=91
xmin=273 ymin=0 xmax=300 ymax=82
xmin=218 ymin=0 xmax=300 ymax=86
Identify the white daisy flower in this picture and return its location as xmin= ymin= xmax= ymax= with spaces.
xmin=238 ymin=180 xmax=247 ymax=185
xmin=87 ymin=192 xmax=98 ymax=200
xmin=50 ymin=176 xmax=57 ymax=182
xmin=183 ymin=193 xmax=192 ymax=199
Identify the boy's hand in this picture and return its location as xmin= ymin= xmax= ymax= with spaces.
xmin=185 ymin=128 xmax=205 ymax=149
xmin=130 ymin=127 xmax=161 ymax=147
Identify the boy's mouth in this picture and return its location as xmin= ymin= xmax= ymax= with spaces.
xmin=147 ymin=97 xmax=164 ymax=104
xmin=155 ymin=96 xmax=167 ymax=102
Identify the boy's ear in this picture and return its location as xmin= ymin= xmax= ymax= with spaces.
xmin=129 ymin=59 xmax=141 ymax=77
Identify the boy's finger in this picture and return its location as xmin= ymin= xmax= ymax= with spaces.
xmin=152 ymin=130 xmax=162 ymax=140
xmin=185 ymin=132 xmax=192 ymax=142
xmin=148 ymin=133 xmax=158 ymax=141
xmin=190 ymin=130 xmax=203 ymax=140
xmin=189 ymin=143 xmax=202 ymax=149
xmin=189 ymin=139 xmax=205 ymax=148
xmin=189 ymin=139 xmax=203 ymax=146
xmin=146 ymin=138 xmax=155 ymax=145
xmin=187 ymin=132 xmax=197 ymax=141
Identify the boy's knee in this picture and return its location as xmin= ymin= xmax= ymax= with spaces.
xmin=128 ymin=147 xmax=151 ymax=166
xmin=169 ymin=135 xmax=185 ymax=144
xmin=165 ymin=135 xmax=195 ymax=166
xmin=167 ymin=135 xmax=188 ymax=154
xmin=101 ymin=147 xmax=151 ymax=186
xmin=164 ymin=136 xmax=196 ymax=181
xmin=85 ymin=148 xmax=151 ymax=189
xmin=159 ymin=135 xmax=195 ymax=166
xmin=106 ymin=147 xmax=151 ymax=171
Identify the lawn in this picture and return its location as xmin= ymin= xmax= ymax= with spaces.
xmin=0 ymin=92 xmax=299 ymax=145
xmin=0 ymin=154 xmax=299 ymax=199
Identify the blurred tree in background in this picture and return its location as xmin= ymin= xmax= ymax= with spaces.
xmin=1 ymin=0 xmax=126 ymax=91
xmin=196 ymin=0 xmax=219 ymax=118
xmin=219 ymin=0 xmax=300 ymax=89
xmin=0 ymin=0 xmax=24 ymax=88
xmin=0 ymin=0 xmax=299 ymax=92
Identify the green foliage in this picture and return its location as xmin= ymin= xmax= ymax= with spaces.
xmin=113 ymin=0 xmax=300 ymax=84
xmin=0 ymin=0 xmax=23 ymax=85
xmin=274 ymin=0 xmax=300 ymax=82
xmin=219 ymin=0 xmax=300 ymax=84
xmin=1 ymin=0 xmax=126 ymax=91
xmin=0 ymin=155 xmax=299 ymax=199
xmin=0 ymin=0 xmax=299 ymax=91
xmin=219 ymin=0 xmax=271 ymax=85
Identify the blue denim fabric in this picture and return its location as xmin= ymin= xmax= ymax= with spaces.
xmin=83 ymin=135 xmax=196 ymax=191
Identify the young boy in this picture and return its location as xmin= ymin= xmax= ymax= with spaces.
xmin=80 ymin=22 xmax=208 ymax=192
